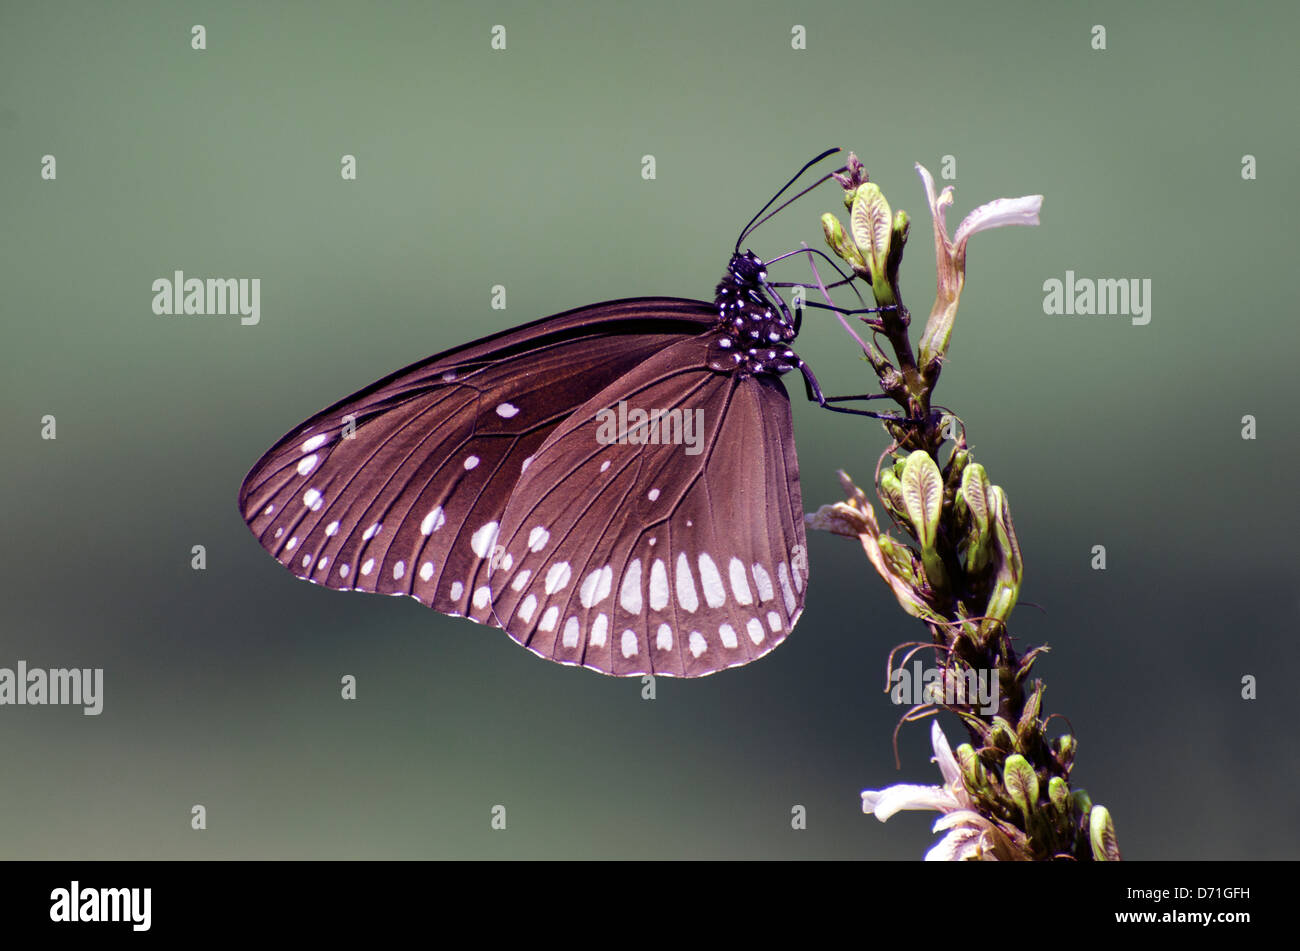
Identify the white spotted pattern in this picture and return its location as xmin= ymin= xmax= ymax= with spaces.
xmin=719 ymin=624 xmax=739 ymax=649
xmin=496 ymin=402 xmax=519 ymax=418
xmin=539 ymin=606 xmax=559 ymax=632
xmin=544 ymin=561 xmax=571 ymax=595
xmin=562 ymin=616 xmax=580 ymax=648
xmin=747 ymin=617 xmax=765 ymax=645
xmin=778 ymin=562 xmax=797 ymax=614
xmin=301 ymin=434 xmax=328 ymax=453
xmin=729 ymin=557 xmax=754 ymax=605
xmin=590 ymin=613 xmax=608 ymax=647
xmin=325 ymin=521 xmax=339 ymax=537
xmin=286 ymin=536 xmax=297 ymax=551
xmin=527 ymin=526 xmax=550 ymax=552
xmin=420 ymin=507 xmax=445 ymax=535
xmin=579 ymin=566 xmax=613 ymax=608
xmin=675 ymin=553 xmax=698 ymax=612
xmin=656 ymin=623 xmax=673 ymax=650
xmin=393 ymin=560 xmax=405 ymax=580
xmin=689 ymin=631 xmax=707 ymax=658
xmin=473 ymin=586 xmax=491 ymax=610
xmin=420 ymin=561 xmax=434 ymax=582
xmin=297 ymin=454 xmax=318 ymax=476
xmin=647 ymin=488 xmax=660 ymax=502
xmin=649 ymin=559 xmax=669 ymax=611
xmin=302 ymin=488 xmax=322 ymax=510
xmin=620 ymin=629 xmax=637 ymax=658
xmin=361 ymin=557 xmax=374 ymax=576
xmin=363 ymin=522 xmax=381 ymax=541
xmin=450 ymin=581 xmax=464 ymax=601
xmin=517 ymin=594 xmax=537 ymax=623
xmin=751 ymin=564 xmax=774 ymax=602
xmin=698 ymin=554 xmax=725 ymax=608
xmin=620 ymin=559 xmax=643 ymax=613
xmin=510 ymin=569 xmax=532 ymax=592
xmin=767 ymin=611 xmax=782 ymax=631
xmin=470 ymin=522 xmax=499 ymax=558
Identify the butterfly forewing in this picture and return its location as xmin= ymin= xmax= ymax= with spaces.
xmin=238 ymin=298 xmax=716 ymax=620
xmin=485 ymin=336 xmax=809 ymax=677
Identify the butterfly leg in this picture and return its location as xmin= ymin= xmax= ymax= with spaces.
xmin=795 ymin=359 xmax=908 ymax=421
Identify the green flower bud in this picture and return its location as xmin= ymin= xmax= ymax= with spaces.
xmin=1089 ymin=806 xmax=1120 ymax=861
xmin=1003 ymin=754 xmax=1039 ymax=820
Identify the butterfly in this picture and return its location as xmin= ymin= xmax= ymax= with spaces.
xmin=238 ymin=148 xmax=892 ymax=677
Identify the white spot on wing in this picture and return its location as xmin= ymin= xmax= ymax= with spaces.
xmin=649 ymin=559 xmax=669 ymax=611
xmin=420 ymin=561 xmax=434 ymax=582
xmin=544 ymin=561 xmax=572 ymax=595
xmin=496 ymin=402 xmax=519 ymax=418
xmin=539 ymin=606 xmax=559 ymax=632
xmin=579 ymin=566 xmax=613 ymax=608
xmin=473 ymin=586 xmax=491 ymax=610
xmin=521 ymin=455 xmax=534 ymax=473
xmin=675 ymin=553 xmax=698 ymax=612
xmin=698 ymin=554 xmax=726 ymax=608
xmin=767 ymin=611 xmax=782 ymax=632
xmin=562 ymin=616 xmax=580 ymax=648
xmin=719 ymin=624 xmax=739 ymax=649
xmin=746 ymin=617 xmax=765 ymax=645
xmin=297 ymin=454 xmax=318 ymax=476
xmin=325 ymin=521 xmax=340 ymax=537
xmin=339 ymin=563 xmax=350 ymax=578
xmin=286 ymin=536 xmax=297 ymax=551
xmin=464 ymin=455 xmax=480 ymax=470
xmin=729 ymin=557 xmax=754 ymax=605
xmin=656 ymin=623 xmax=673 ymax=651
xmin=647 ymin=488 xmax=660 ymax=502
xmin=362 ymin=522 xmax=381 ymax=540
xmin=527 ymin=526 xmax=550 ymax=552
xmin=510 ymin=569 xmax=532 ymax=592
xmin=361 ymin=558 xmax=374 ymax=576
xmin=301 ymin=434 xmax=328 ymax=453
xmin=599 ymin=460 xmax=610 ymax=472
xmin=393 ymin=560 xmax=405 ymax=580
xmin=450 ymin=581 xmax=464 ymax=601
xmin=620 ymin=559 xmax=643 ymax=613
xmin=301 ymin=554 xmax=311 ymax=568
xmin=590 ymin=613 xmax=608 ymax=647
xmin=470 ymin=522 xmax=499 ymax=558
xmin=689 ymin=631 xmax=707 ymax=658
xmin=751 ymin=564 xmax=774 ymax=602
xmin=778 ymin=562 xmax=797 ymax=614
xmin=420 ymin=507 xmax=445 ymax=535
xmin=517 ymin=594 xmax=537 ymax=623
xmin=620 ymin=629 xmax=637 ymax=658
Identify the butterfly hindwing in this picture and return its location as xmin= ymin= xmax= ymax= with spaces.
xmin=485 ymin=335 xmax=809 ymax=677
xmin=238 ymin=299 xmax=717 ymax=621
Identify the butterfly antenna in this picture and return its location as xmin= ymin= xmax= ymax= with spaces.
xmin=735 ymin=148 xmax=842 ymax=253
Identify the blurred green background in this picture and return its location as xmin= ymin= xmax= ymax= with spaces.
xmin=1 ymin=1 xmax=1295 ymax=859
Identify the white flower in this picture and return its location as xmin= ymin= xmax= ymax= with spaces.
xmin=915 ymin=164 xmax=1043 ymax=370
xmin=861 ymin=720 xmax=1023 ymax=861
